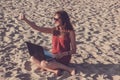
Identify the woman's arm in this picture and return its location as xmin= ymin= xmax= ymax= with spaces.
xmin=18 ymin=13 xmax=54 ymax=34
xmin=69 ymin=30 xmax=76 ymax=54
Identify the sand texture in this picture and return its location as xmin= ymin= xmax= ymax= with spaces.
xmin=0 ymin=0 xmax=120 ymax=80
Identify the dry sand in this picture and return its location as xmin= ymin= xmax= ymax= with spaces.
xmin=0 ymin=0 xmax=120 ymax=80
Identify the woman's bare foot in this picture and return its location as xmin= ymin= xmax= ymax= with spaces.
xmin=70 ymin=68 xmax=76 ymax=75
xmin=54 ymin=70 xmax=62 ymax=76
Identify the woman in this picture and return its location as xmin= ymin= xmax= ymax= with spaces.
xmin=19 ymin=10 xmax=76 ymax=76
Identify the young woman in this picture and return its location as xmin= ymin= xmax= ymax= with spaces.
xmin=19 ymin=10 xmax=76 ymax=76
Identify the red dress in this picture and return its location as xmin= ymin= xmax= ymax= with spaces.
xmin=52 ymin=30 xmax=71 ymax=65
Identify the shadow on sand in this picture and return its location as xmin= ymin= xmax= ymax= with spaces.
xmin=67 ymin=62 xmax=120 ymax=80
xmin=49 ymin=62 xmax=120 ymax=80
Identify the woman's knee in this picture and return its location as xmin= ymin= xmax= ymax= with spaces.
xmin=30 ymin=56 xmax=34 ymax=62
xmin=30 ymin=56 xmax=39 ymax=64
xmin=40 ymin=60 xmax=49 ymax=68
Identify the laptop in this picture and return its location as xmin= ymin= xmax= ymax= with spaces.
xmin=26 ymin=42 xmax=54 ymax=61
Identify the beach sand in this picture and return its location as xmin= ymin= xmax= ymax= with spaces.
xmin=0 ymin=0 xmax=120 ymax=80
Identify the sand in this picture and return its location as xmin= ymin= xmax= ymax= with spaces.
xmin=0 ymin=0 xmax=120 ymax=80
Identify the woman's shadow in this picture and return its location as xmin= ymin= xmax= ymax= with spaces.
xmin=50 ymin=53 xmax=120 ymax=80
xmin=68 ymin=58 xmax=120 ymax=80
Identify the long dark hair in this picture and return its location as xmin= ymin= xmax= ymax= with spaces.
xmin=55 ymin=10 xmax=74 ymax=30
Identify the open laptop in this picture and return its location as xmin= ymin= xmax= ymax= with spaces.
xmin=26 ymin=42 xmax=54 ymax=61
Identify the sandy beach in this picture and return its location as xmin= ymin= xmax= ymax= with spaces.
xmin=0 ymin=0 xmax=120 ymax=80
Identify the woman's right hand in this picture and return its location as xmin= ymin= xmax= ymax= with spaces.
xmin=18 ymin=13 xmax=26 ymax=20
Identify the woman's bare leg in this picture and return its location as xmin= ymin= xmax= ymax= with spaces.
xmin=40 ymin=60 xmax=75 ymax=75
xmin=30 ymin=56 xmax=59 ymax=75
xmin=30 ymin=56 xmax=41 ymax=69
xmin=30 ymin=56 xmax=75 ymax=75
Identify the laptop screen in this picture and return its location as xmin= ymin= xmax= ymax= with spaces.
xmin=26 ymin=42 xmax=46 ymax=61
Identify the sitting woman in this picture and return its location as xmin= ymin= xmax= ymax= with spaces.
xmin=19 ymin=10 xmax=76 ymax=76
